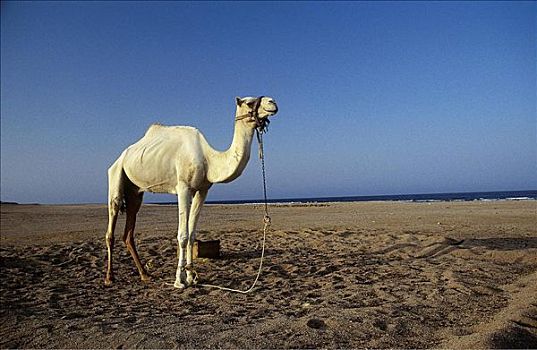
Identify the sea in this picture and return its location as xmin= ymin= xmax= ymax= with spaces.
xmin=200 ymin=190 xmax=537 ymax=205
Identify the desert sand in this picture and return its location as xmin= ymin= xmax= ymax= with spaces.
xmin=1 ymin=200 xmax=536 ymax=348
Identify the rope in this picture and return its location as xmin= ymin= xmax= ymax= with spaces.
xmin=198 ymin=128 xmax=271 ymax=294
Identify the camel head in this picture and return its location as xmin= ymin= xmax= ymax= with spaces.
xmin=235 ymin=96 xmax=278 ymax=129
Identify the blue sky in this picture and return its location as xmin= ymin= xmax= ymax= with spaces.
xmin=1 ymin=1 xmax=535 ymax=204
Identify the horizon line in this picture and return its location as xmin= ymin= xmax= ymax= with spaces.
xmin=1 ymin=189 xmax=536 ymax=206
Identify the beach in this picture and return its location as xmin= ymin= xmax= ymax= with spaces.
xmin=1 ymin=200 xmax=536 ymax=348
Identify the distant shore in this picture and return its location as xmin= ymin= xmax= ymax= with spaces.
xmin=160 ymin=189 xmax=537 ymax=205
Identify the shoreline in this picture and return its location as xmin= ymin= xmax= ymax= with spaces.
xmin=2 ymin=197 xmax=534 ymax=209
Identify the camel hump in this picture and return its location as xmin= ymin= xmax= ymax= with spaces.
xmin=145 ymin=123 xmax=199 ymax=137
xmin=145 ymin=123 xmax=164 ymax=136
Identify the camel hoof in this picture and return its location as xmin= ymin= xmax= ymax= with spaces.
xmin=186 ymin=273 xmax=198 ymax=286
xmin=174 ymin=280 xmax=187 ymax=289
xmin=104 ymin=278 xmax=113 ymax=286
xmin=186 ymin=276 xmax=194 ymax=286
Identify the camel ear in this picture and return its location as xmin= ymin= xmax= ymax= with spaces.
xmin=235 ymin=97 xmax=243 ymax=106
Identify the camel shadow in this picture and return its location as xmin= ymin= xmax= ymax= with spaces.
xmin=461 ymin=237 xmax=537 ymax=251
xmin=414 ymin=236 xmax=537 ymax=259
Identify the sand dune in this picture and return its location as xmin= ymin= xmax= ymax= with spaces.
xmin=1 ymin=201 xmax=536 ymax=348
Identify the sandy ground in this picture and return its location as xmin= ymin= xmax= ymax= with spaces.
xmin=1 ymin=200 xmax=536 ymax=349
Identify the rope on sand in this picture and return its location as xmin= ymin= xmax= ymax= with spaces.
xmin=198 ymin=216 xmax=270 ymax=294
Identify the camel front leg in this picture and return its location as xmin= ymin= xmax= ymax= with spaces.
xmin=186 ymin=189 xmax=209 ymax=285
xmin=174 ymin=185 xmax=192 ymax=289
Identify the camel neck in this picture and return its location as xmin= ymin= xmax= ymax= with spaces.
xmin=207 ymin=120 xmax=255 ymax=184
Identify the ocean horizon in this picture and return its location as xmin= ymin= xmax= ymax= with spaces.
xmin=150 ymin=190 xmax=537 ymax=206
xmin=2 ymin=190 xmax=535 ymax=206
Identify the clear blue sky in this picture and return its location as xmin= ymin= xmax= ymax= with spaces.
xmin=1 ymin=1 xmax=535 ymax=204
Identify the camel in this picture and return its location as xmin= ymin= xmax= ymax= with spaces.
xmin=104 ymin=96 xmax=278 ymax=289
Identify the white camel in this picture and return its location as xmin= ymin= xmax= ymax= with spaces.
xmin=104 ymin=96 xmax=278 ymax=289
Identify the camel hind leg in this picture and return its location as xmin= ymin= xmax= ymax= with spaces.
xmin=105 ymin=202 xmax=120 ymax=285
xmin=105 ymin=159 xmax=125 ymax=286
xmin=122 ymin=185 xmax=149 ymax=282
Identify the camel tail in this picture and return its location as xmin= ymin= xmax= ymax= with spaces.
xmin=107 ymin=155 xmax=127 ymax=214
xmin=105 ymin=153 xmax=129 ymax=285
